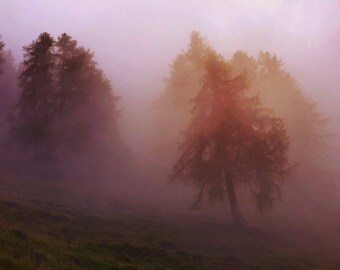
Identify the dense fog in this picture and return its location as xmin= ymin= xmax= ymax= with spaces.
xmin=0 ymin=1 xmax=339 ymax=268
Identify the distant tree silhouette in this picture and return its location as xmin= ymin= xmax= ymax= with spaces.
xmin=255 ymin=51 xmax=329 ymax=164
xmin=172 ymin=52 xmax=291 ymax=228
xmin=231 ymin=51 xmax=330 ymax=164
xmin=153 ymin=31 xmax=210 ymax=163
xmin=230 ymin=50 xmax=336 ymax=208
xmin=0 ymin=49 xmax=19 ymax=139
xmin=0 ymin=36 xmax=5 ymax=137
xmin=0 ymin=36 xmax=4 ymax=69
xmin=9 ymin=32 xmax=123 ymax=176
xmin=9 ymin=32 xmax=56 ymax=161
xmin=54 ymin=33 xmax=122 ymax=174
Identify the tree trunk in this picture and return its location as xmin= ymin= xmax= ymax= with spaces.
xmin=224 ymin=171 xmax=247 ymax=229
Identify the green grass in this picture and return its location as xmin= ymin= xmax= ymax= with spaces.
xmin=0 ymin=169 xmax=339 ymax=269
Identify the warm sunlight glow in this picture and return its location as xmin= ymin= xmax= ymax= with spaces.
xmin=0 ymin=1 xmax=339 ymax=269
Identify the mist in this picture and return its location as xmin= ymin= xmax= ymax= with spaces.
xmin=0 ymin=1 xmax=339 ymax=269
xmin=1 ymin=0 xmax=339 ymax=140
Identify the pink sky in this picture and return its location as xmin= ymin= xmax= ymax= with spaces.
xmin=0 ymin=0 xmax=339 ymax=119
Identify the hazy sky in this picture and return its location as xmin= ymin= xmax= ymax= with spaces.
xmin=1 ymin=0 xmax=339 ymax=115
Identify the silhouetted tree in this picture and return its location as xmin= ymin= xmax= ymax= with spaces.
xmin=231 ymin=50 xmax=334 ymax=209
xmin=0 ymin=49 xmax=19 ymax=139
xmin=231 ymin=51 xmax=330 ymax=165
xmin=0 ymin=37 xmax=18 ymax=142
xmin=160 ymin=31 xmax=208 ymax=108
xmin=0 ymin=36 xmax=4 ymax=69
xmin=9 ymin=33 xmax=56 ymax=161
xmin=9 ymin=32 xmax=123 ymax=177
xmin=54 ymin=33 xmax=121 ymax=174
xmin=255 ymin=51 xmax=330 ymax=164
xmin=231 ymin=51 xmax=257 ymax=81
xmin=153 ymin=31 xmax=210 ymax=163
xmin=0 ymin=36 xmax=5 ymax=138
xmin=172 ymin=52 xmax=291 ymax=228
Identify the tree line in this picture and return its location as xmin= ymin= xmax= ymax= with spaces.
xmin=0 ymin=32 xmax=335 ymax=227
xmin=0 ymin=33 xmax=125 ymax=179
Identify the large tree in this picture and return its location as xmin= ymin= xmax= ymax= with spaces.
xmin=172 ymin=52 xmax=290 ymax=228
xmin=156 ymin=31 xmax=331 ymax=217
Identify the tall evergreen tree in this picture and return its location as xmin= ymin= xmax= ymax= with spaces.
xmin=230 ymin=50 xmax=334 ymax=207
xmin=10 ymin=33 xmax=56 ymax=160
xmin=152 ymin=31 xmax=210 ymax=163
xmin=54 ymin=33 xmax=121 ymax=173
xmin=172 ymin=52 xmax=290 ymax=228
xmin=0 ymin=36 xmax=19 ymax=142
xmin=255 ymin=52 xmax=329 ymax=164
xmin=0 ymin=36 xmax=5 ymax=138
xmin=231 ymin=51 xmax=330 ymax=165
xmin=0 ymin=50 xmax=19 ymax=138
xmin=9 ymin=32 xmax=123 ymax=177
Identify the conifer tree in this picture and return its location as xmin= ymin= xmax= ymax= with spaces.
xmin=10 ymin=32 xmax=56 ymax=160
xmin=0 ymin=50 xmax=19 ymax=138
xmin=153 ymin=31 xmax=210 ymax=162
xmin=54 ymin=33 xmax=121 ymax=169
xmin=230 ymin=50 xmax=334 ymax=206
xmin=172 ymin=52 xmax=290 ymax=228
xmin=9 ymin=32 xmax=123 ymax=176
xmin=0 ymin=37 xmax=4 ymax=69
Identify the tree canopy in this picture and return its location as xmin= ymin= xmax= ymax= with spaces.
xmin=172 ymin=51 xmax=291 ymax=227
xmin=153 ymin=32 xmax=332 ymax=222
xmin=9 ymin=32 xmax=123 ymax=177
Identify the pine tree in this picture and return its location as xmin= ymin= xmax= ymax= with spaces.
xmin=231 ymin=50 xmax=333 ymax=208
xmin=54 ymin=33 xmax=121 ymax=173
xmin=255 ymin=52 xmax=329 ymax=164
xmin=231 ymin=50 xmax=329 ymax=166
xmin=0 ymin=37 xmax=4 ymax=69
xmin=0 ymin=36 xmax=6 ymax=138
xmin=9 ymin=32 xmax=123 ymax=176
xmin=0 ymin=50 xmax=19 ymax=139
xmin=10 ymin=32 xmax=57 ymax=161
xmin=152 ymin=31 xmax=210 ymax=163
xmin=172 ymin=52 xmax=290 ymax=228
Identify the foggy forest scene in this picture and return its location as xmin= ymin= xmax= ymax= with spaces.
xmin=0 ymin=0 xmax=340 ymax=269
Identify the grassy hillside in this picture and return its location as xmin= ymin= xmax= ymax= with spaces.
xmin=0 ymin=168 xmax=339 ymax=270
